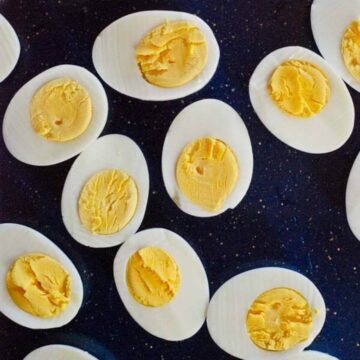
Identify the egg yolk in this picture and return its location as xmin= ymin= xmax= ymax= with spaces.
xmin=78 ymin=169 xmax=138 ymax=235
xmin=126 ymin=247 xmax=181 ymax=307
xmin=246 ymin=287 xmax=313 ymax=352
xmin=342 ymin=18 xmax=360 ymax=82
xmin=176 ymin=137 xmax=239 ymax=212
xmin=6 ymin=253 xmax=71 ymax=318
xmin=30 ymin=78 xmax=92 ymax=142
xmin=135 ymin=20 xmax=208 ymax=88
xmin=268 ymin=60 xmax=330 ymax=117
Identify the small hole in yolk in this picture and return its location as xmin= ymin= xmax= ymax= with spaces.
xmin=196 ymin=166 xmax=204 ymax=175
xmin=55 ymin=119 xmax=63 ymax=126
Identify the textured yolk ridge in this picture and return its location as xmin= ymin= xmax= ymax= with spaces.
xmin=268 ymin=60 xmax=330 ymax=117
xmin=78 ymin=168 xmax=138 ymax=235
xmin=136 ymin=20 xmax=208 ymax=88
xmin=342 ymin=18 xmax=360 ymax=82
xmin=30 ymin=77 xmax=92 ymax=142
xmin=126 ymin=247 xmax=181 ymax=307
xmin=246 ymin=287 xmax=313 ymax=352
xmin=176 ymin=137 xmax=239 ymax=212
xmin=6 ymin=253 xmax=71 ymax=318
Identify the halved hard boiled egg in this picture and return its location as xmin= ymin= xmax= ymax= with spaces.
xmin=113 ymin=228 xmax=209 ymax=341
xmin=311 ymin=0 xmax=360 ymax=92
xmin=24 ymin=345 xmax=98 ymax=360
xmin=249 ymin=46 xmax=354 ymax=153
xmin=2 ymin=65 xmax=108 ymax=166
xmin=0 ymin=14 xmax=20 ymax=82
xmin=207 ymin=267 xmax=326 ymax=360
xmin=288 ymin=351 xmax=339 ymax=360
xmin=61 ymin=134 xmax=149 ymax=248
xmin=162 ymin=99 xmax=253 ymax=217
xmin=0 ymin=223 xmax=83 ymax=329
xmin=92 ymin=11 xmax=220 ymax=101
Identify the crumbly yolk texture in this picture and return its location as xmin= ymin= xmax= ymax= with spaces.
xmin=268 ymin=60 xmax=330 ymax=117
xmin=6 ymin=253 xmax=71 ymax=318
xmin=78 ymin=169 xmax=138 ymax=235
xmin=176 ymin=137 xmax=239 ymax=212
xmin=246 ymin=287 xmax=313 ymax=352
xmin=342 ymin=18 xmax=360 ymax=81
xmin=135 ymin=20 xmax=208 ymax=88
xmin=126 ymin=247 xmax=181 ymax=307
xmin=30 ymin=78 xmax=92 ymax=142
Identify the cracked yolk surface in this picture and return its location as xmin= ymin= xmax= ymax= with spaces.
xmin=342 ymin=18 xmax=360 ymax=82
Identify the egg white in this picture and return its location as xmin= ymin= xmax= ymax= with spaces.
xmin=249 ymin=46 xmax=354 ymax=154
xmin=206 ymin=267 xmax=326 ymax=360
xmin=24 ymin=345 xmax=98 ymax=360
xmin=92 ymin=10 xmax=220 ymax=101
xmin=0 ymin=14 xmax=20 ymax=82
xmin=61 ymin=134 xmax=149 ymax=248
xmin=162 ymin=99 xmax=253 ymax=217
xmin=2 ymin=65 xmax=108 ymax=166
xmin=113 ymin=228 xmax=209 ymax=341
xmin=311 ymin=0 xmax=360 ymax=92
xmin=346 ymin=152 xmax=360 ymax=241
xmin=0 ymin=223 xmax=83 ymax=329
xmin=287 ymin=350 xmax=339 ymax=360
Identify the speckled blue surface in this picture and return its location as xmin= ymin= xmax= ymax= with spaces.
xmin=0 ymin=0 xmax=359 ymax=359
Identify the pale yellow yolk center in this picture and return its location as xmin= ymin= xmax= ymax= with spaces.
xmin=342 ymin=18 xmax=360 ymax=81
xmin=30 ymin=77 xmax=92 ymax=142
xmin=136 ymin=20 xmax=208 ymax=88
xmin=176 ymin=137 xmax=239 ymax=212
xmin=6 ymin=253 xmax=71 ymax=318
xmin=268 ymin=60 xmax=330 ymax=117
xmin=246 ymin=287 xmax=313 ymax=351
xmin=126 ymin=247 xmax=181 ymax=307
xmin=78 ymin=168 xmax=138 ymax=235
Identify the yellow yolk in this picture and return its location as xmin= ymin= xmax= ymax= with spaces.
xmin=30 ymin=78 xmax=92 ymax=142
xmin=6 ymin=253 xmax=71 ymax=318
xmin=342 ymin=18 xmax=360 ymax=81
xmin=246 ymin=287 xmax=313 ymax=351
xmin=126 ymin=247 xmax=181 ymax=307
xmin=268 ymin=60 xmax=330 ymax=117
xmin=78 ymin=169 xmax=138 ymax=235
xmin=136 ymin=20 xmax=208 ymax=88
xmin=176 ymin=137 xmax=239 ymax=212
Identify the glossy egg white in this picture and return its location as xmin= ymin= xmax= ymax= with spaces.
xmin=24 ymin=345 xmax=98 ymax=360
xmin=92 ymin=11 xmax=220 ymax=101
xmin=311 ymin=0 xmax=360 ymax=92
xmin=113 ymin=228 xmax=209 ymax=341
xmin=162 ymin=99 xmax=253 ymax=217
xmin=287 ymin=350 xmax=339 ymax=360
xmin=249 ymin=46 xmax=354 ymax=153
xmin=2 ymin=65 xmax=108 ymax=166
xmin=0 ymin=224 xmax=83 ymax=329
xmin=207 ymin=267 xmax=326 ymax=360
xmin=61 ymin=134 xmax=149 ymax=248
xmin=0 ymin=14 xmax=20 ymax=82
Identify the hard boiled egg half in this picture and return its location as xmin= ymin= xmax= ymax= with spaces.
xmin=92 ymin=11 xmax=220 ymax=101
xmin=249 ymin=46 xmax=354 ymax=153
xmin=113 ymin=228 xmax=209 ymax=341
xmin=207 ymin=267 xmax=326 ymax=360
xmin=2 ymin=65 xmax=108 ymax=166
xmin=62 ymin=134 xmax=149 ymax=248
xmin=162 ymin=99 xmax=253 ymax=217
xmin=0 ymin=223 xmax=83 ymax=329
xmin=24 ymin=345 xmax=98 ymax=360
xmin=287 ymin=351 xmax=339 ymax=360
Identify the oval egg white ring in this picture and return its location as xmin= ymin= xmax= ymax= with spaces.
xmin=311 ymin=0 xmax=360 ymax=92
xmin=287 ymin=350 xmax=339 ymax=360
xmin=346 ymin=152 xmax=360 ymax=241
xmin=162 ymin=99 xmax=253 ymax=217
xmin=249 ymin=46 xmax=354 ymax=154
xmin=113 ymin=228 xmax=209 ymax=341
xmin=24 ymin=345 xmax=99 ymax=360
xmin=0 ymin=14 xmax=20 ymax=82
xmin=61 ymin=134 xmax=149 ymax=248
xmin=0 ymin=224 xmax=83 ymax=329
xmin=206 ymin=267 xmax=326 ymax=360
xmin=92 ymin=10 xmax=220 ymax=101
xmin=2 ymin=65 xmax=108 ymax=166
